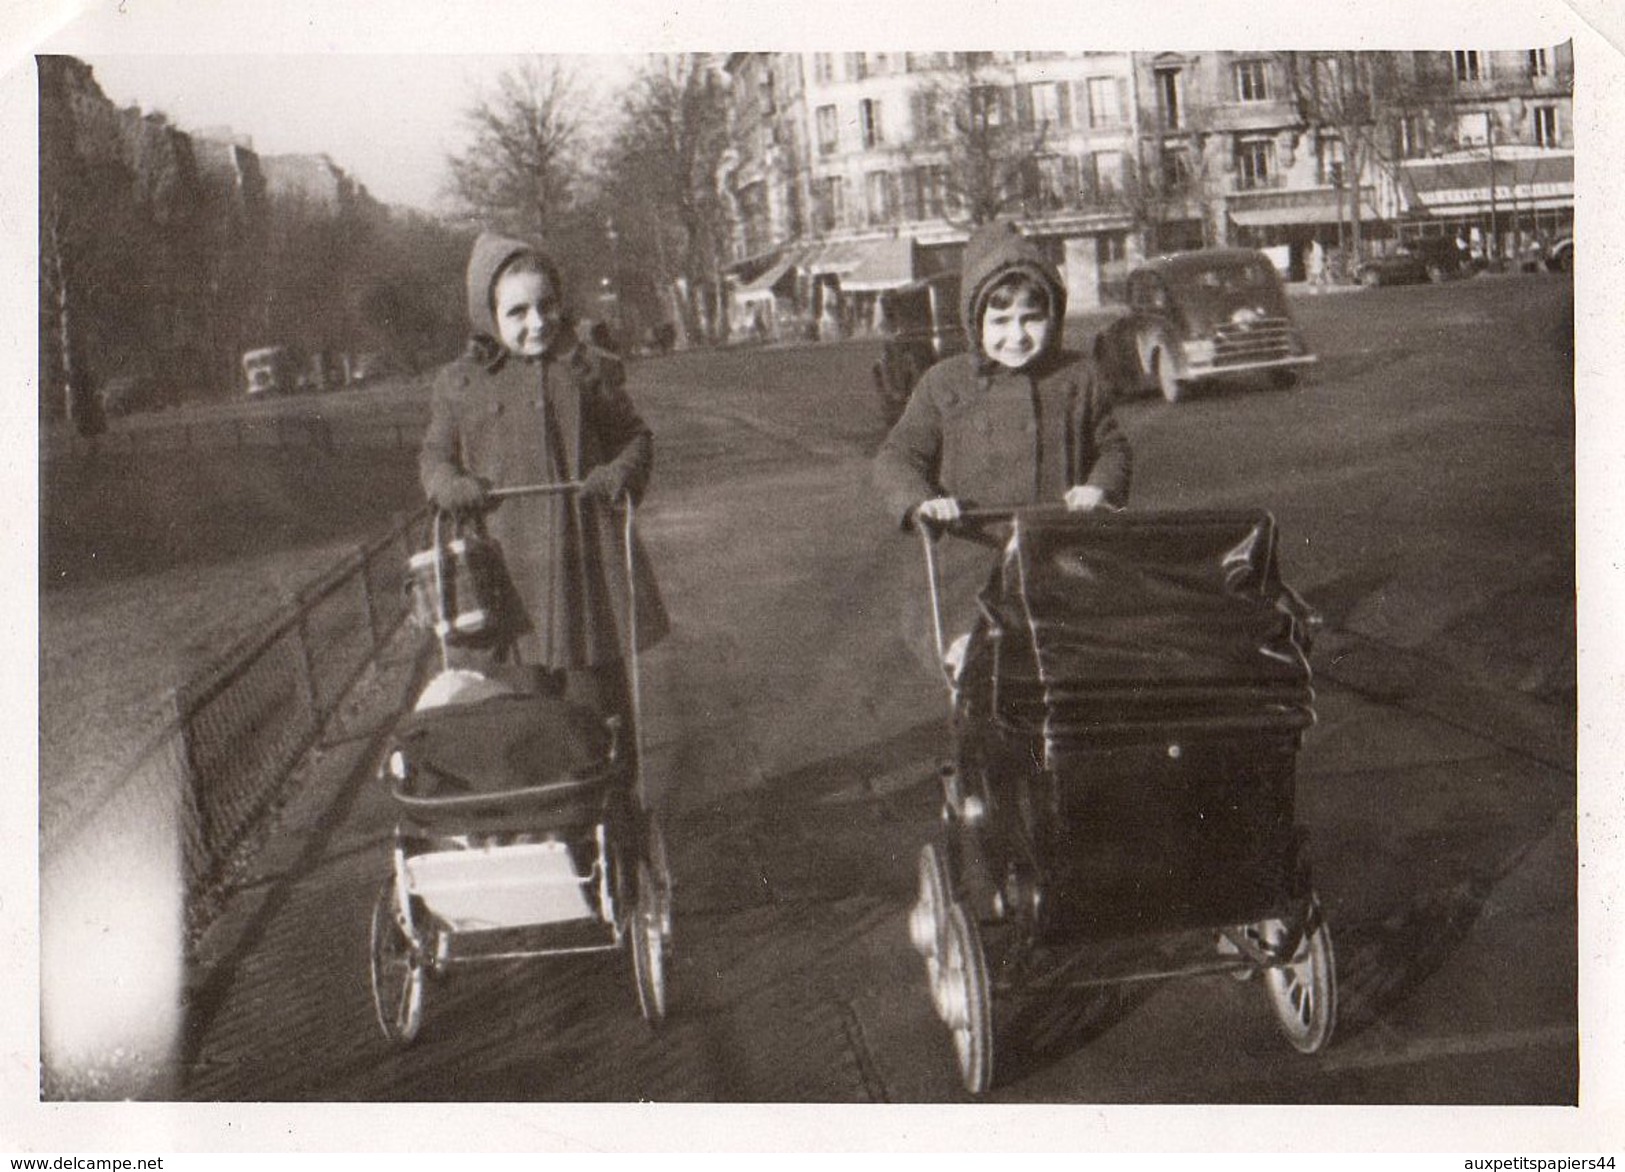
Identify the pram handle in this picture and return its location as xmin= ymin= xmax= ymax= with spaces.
xmin=487 ymin=481 xmax=583 ymax=500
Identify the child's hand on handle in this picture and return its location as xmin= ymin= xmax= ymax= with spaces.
xmin=580 ymin=465 xmax=628 ymax=503
xmin=434 ymin=474 xmax=487 ymax=514
xmin=1064 ymin=485 xmax=1109 ymax=512
xmin=913 ymin=496 xmax=962 ymax=535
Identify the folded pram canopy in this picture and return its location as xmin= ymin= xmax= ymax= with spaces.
xmin=387 ymin=690 xmax=619 ymax=831
xmin=974 ymin=509 xmax=1317 ymax=741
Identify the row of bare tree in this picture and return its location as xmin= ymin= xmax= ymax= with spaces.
xmin=39 ymin=56 xmax=476 ymax=435
xmin=442 ymin=55 xmax=734 ymax=352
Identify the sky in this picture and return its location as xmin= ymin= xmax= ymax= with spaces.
xmin=77 ymin=53 xmax=643 ymax=213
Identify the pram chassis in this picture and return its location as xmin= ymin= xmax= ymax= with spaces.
xmin=369 ymin=482 xmax=672 ymax=1044
xmin=908 ymin=506 xmax=1336 ymax=1094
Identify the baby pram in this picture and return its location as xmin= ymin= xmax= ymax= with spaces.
xmin=908 ymin=506 xmax=1335 ymax=1094
xmin=368 ymin=483 xmax=671 ymax=1043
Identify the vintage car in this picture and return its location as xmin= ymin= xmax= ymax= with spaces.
xmin=1355 ymin=237 xmax=1467 ymax=287
xmin=1092 ymin=249 xmax=1317 ymax=403
xmin=242 ymin=346 xmax=296 ymax=396
xmin=872 ymin=272 xmax=966 ymax=426
xmin=1545 ymin=236 xmax=1573 ymax=273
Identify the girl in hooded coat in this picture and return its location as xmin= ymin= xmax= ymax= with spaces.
xmin=420 ymin=230 xmax=670 ymax=724
xmin=873 ymin=220 xmax=1132 ymax=675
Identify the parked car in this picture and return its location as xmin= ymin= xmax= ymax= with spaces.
xmin=242 ymin=346 xmax=296 ymax=396
xmin=1355 ymin=237 xmax=1466 ymax=287
xmin=872 ymin=272 xmax=966 ymax=426
xmin=1092 ymin=249 xmax=1317 ymax=403
xmin=1546 ymin=236 xmax=1573 ymax=273
xmin=96 ymin=373 xmax=168 ymax=417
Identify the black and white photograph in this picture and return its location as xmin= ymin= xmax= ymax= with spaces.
xmin=4 ymin=0 xmax=1621 ymax=1158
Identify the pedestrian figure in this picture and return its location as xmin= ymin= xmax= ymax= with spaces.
xmin=873 ymin=219 xmax=1132 ymax=677
xmin=420 ymin=230 xmax=670 ymax=728
xmin=1307 ymin=238 xmax=1327 ymax=293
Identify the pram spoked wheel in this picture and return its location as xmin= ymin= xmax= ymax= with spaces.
xmin=1257 ymin=897 xmax=1336 ymax=1054
xmin=939 ymin=903 xmax=994 ymax=1095
xmin=910 ymin=843 xmax=994 ymax=1094
xmin=629 ymin=817 xmax=673 ymax=1025
xmin=369 ymin=877 xmax=426 ymax=1044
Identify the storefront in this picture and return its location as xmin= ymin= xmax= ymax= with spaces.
xmin=1397 ymin=148 xmax=1573 ymax=261
xmin=1227 ymin=187 xmax=1382 ymax=282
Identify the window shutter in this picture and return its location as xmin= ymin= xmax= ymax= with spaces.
xmin=1115 ymin=77 xmax=1129 ymax=127
xmin=1056 ymin=81 xmax=1072 ymax=129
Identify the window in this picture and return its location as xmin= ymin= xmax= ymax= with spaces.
xmin=1453 ymin=50 xmax=1483 ymax=82
xmin=912 ymin=91 xmax=945 ymax=142
xmin=1155 ymin=67 xmax=1182 ymax=130
xmin=1032 ymin=154 xmax=1070 ymax=209
xmin=1317 ymin=134 xmax=1345 ymax=186
xmin=1457 ymin=111 xmax=1491 ymax=146
xmin=859 ymin=98 xmax=884 ymax=148
xmin=865 ymin=171 xmax=897 ymax=224
xmin=1088 ymin=150 xmax=1125 ymax=200
xmin=813 ymin=54 xmax=834 ymax=85
xmin=902 ymin=165 xmax=946 ymax=220
xmin=1235 ymin=137 xmax=1276 ymax=189
xmin=1534 ymin=105 xmax=1559 ymax=147
xmin=971 ymin=85 xmax=1004 ymax=128
xmin=846 ymin=53 xmax=867 ymax=81
xmin=1235 ymin=60 xmax=1270 ymax=102
xmin=1528 ymin=48 xmax=1550 ymax=77
xmin=817 ymin=176 xmax=846 ymax=231
xmin=1161 ymin=142 xmax=1190 ymax=188
xmin=1024 ymin=82 xmax=1066 ymax=129
xmin=1085 ymin=76 xmax=1124 ymax=128
xmin=816 ymin=104 xmax=839 ymax=154
xmin=1397 ymin=114 xmax=1425 ymax=159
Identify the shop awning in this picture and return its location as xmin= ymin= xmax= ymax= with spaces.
xmin=840 ymin=236 xmax=918 ymax=292
xmin=733 ymin=254 xmax=796 ymax=302
xmin=1400 ymin=150 xmax=1573 ymax=213
xmin=801 ymin=236 xmax=919 ymax=291
xmin=1228 ymin=191 xmax=1375 ymax=228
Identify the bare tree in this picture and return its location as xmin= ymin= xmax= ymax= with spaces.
xmin=1116 ymin=116 xmax=1220 ymax=256
xmin=597 ymin=54 xmax=733 ymax=345
xmin=1283 ymin=51 xmax=1457 ymax=268
xmin=445 ymin=59 xmax=586 ymax=247
xmin=904 ymin=54 xmax=1054 ymax=226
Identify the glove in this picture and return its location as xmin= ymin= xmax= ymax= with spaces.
xmin=433 ymin=474 xmax=486 ymax=514
xmin=580 ymin=464 xmax=627 ymax=503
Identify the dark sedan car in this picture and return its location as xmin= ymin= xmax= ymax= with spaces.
xmin=1355 ymin=237 xmax=1467 ymax=287
xmin=872 ymin=272 xmax=966 ymax=426
xmin=1092 ymin=249 xmax=1316 ymax=403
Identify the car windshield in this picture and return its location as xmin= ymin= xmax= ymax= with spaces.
xmin=1190 ymin=262 xmax=1273 ymax=293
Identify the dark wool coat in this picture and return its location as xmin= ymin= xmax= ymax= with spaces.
xmin=420 ymin=231 xmax=669 ymax=671
xmin=872 ymin=220 xmax=1133 ymax=661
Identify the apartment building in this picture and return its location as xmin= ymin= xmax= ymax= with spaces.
xmin=1389 ymin=47 xmax=1574 ymax=260
xmin=721 ymin=45 xmax=1574 ymax=338
xmin=725 ymin=50 xmax=1144 ymax=337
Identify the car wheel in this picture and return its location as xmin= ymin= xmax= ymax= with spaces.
xmin=1152 ymin=348 xmax=1183 ymax=404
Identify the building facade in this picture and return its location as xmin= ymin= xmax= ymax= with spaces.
xmin=720 ymin=45 xmax=1573 ymax=339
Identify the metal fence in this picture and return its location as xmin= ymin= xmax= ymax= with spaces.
xmin=41 ymin=504 xmax=430 ymax=941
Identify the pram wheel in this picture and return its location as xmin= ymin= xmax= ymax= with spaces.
xmin=939 ymin=903 xmax=994 ymax=1095
xmin=1259 ymin=896 xmax=1337 ymax=1054
xmin=369 ymin=878 xmax=426 ymax=1044
xmin=630 ymin=816 xmax=673 ymax=1025
xmin=909 ymin=843 xmax=952 ymax=961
